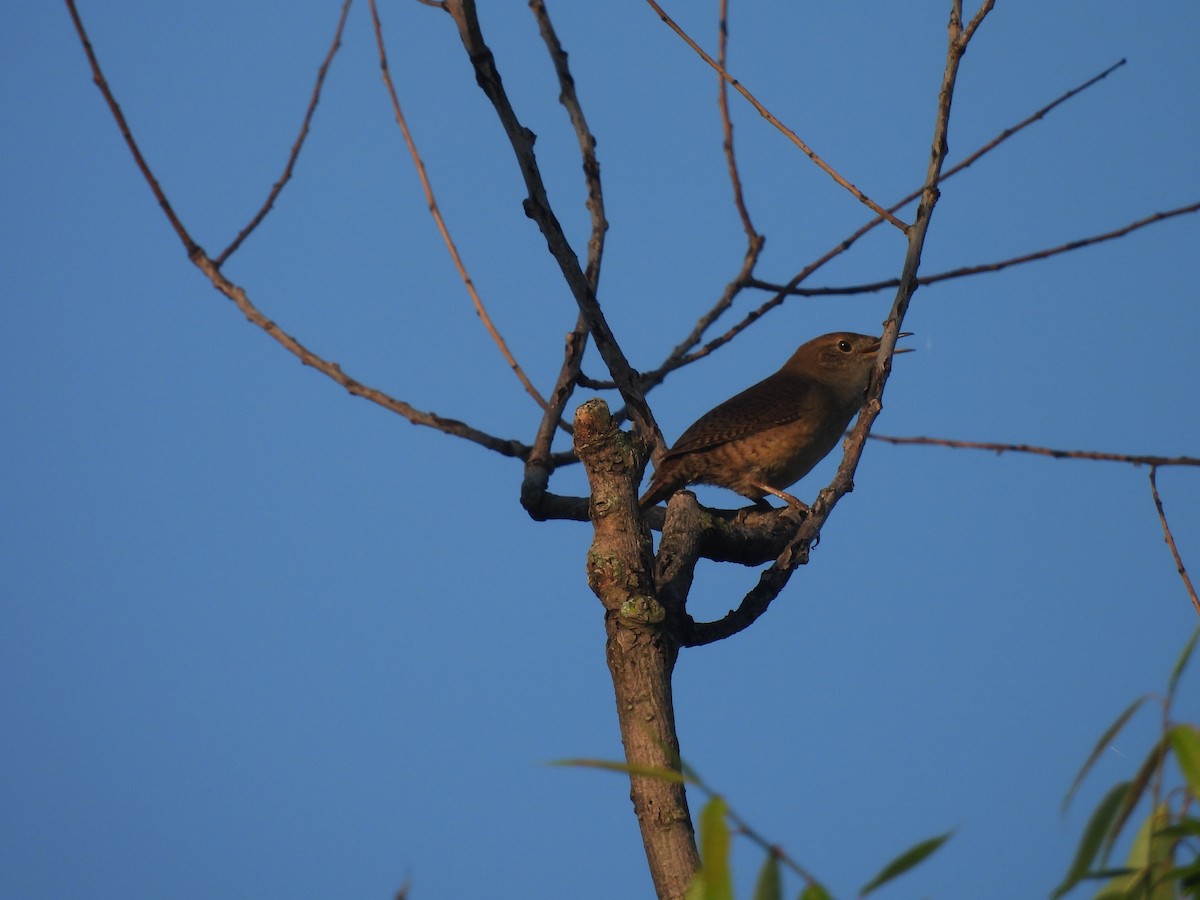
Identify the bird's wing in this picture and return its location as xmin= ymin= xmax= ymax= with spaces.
xmin=662 ymin=374 xmax=837 ymax=459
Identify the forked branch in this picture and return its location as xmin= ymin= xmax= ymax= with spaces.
xmin=644 ymin=0 xmax=908 ymax=231
xmin=443 ymin=0 xmax=663 ymax=453
xmin=755 ymin=201 xmax=1200 ymax=298
xmin=641 ymin=58 xmax=1139 ymax=382
xmin=369 ymin=0 xmax=555 ymax=419
xmin=1149 ymin=467 xmax=1200 ymax=618
xmin=65 ymin=0 xmax=532 ymax=462
xmin=688 ymin=0 xmax=994 ymax=643
xmin=216 ymin=0 xmax=354 ymax=266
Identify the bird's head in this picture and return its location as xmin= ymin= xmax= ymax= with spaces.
xmin=786 ymin=331 xmax=913 ymax=402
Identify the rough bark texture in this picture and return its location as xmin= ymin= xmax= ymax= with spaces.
xmin=573 ymin=398 xmax=699 ymax=899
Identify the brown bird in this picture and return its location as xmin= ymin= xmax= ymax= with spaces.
xmin=640 ymin=331 xmax=912 ymax=509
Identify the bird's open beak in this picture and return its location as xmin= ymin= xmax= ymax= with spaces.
xmin=892 ymin=331 xmax=915 ymax=354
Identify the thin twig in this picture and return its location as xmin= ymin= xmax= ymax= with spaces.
xmin=753 ymin=201 xmax=1200 ymax=297
xmin=195 ymin=250 xmax=533 ymax=457
xmin=699 ymin=0 xmax=993 ymax=643
xmin=65 ymin=0 xmax=199 ymax=257
xmin=870 ymin=434 xmax=1200 ymax=468
xmin=641 ymin=58 xmax=1135 ymax=378
xmin=529 ymin=0 xmax=607 ymax=289
xmin=583 ymin=51 xmax=1132 ymax=398
xmin=643 ymin=0 xmax=909 ymax=232
xmin=743 ymin=60 xmax=1133 ymax=296
xmin=648 ymin=245 xmax=761 ymax=397
xmin=616 ymin=0 xmax=768 ymax=402
xmin=523 ymin=316 xmax=590 ymax=516
xmin=67 ymin=0 xmax=532 ymax=461
xmin=691 ymin=779 xmax=824 ymax=891
xmin=524 ymin=0 xmax=608 ymax=508
xmin=215 ymin=1 xmax=353 ymax=266
xmin=1149 ymin=467 xmax=1200 ymax=617
xmin=370 ymin=0 xmax=556 ymax=418
xmin=922 ymin=59 xmax=1126 ymax=199
xmin=526 ymin=0 xmax=604 ymax=417
xmin=443 ymin=0 xmax=663 ymax=451
xmin=607 ymin=0 xmax=774 ymax=395
xmin=716 ymin=0 xmax=759 ymax=244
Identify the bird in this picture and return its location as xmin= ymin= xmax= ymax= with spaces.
xmin=639 ymin=331 xmax=912 ymax=510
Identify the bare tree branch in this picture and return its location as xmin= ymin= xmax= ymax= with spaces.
xmin=716 ymin=0 xmax=759 ymax=245
xmin=523 ymin=317 xmax=590 ymax=515
xmin=643 ymin=0 xmax=908 ymax=232
xmin=370 ymin=0 xmax=556 ymax=422
xmin=215 ymin=1 xmax=353 ymax=266
xmin=191 ymin=254 xmax=533 ymax=458
xmin=443 ymin=0 xmax=662 ymax=453
xmin=630 ymin=0 xmax=767 ymax=397
xmin=522 ymin=0 xmax=606 ymax=510
xmin=921 ymin=58 xmax=1126 ymax=198
xmin=529 ymin=0 xmax=608 ymax=290
xmin=1149 ymin=466 xmax=1200 ymax=618
xmin=573 ymin=399 xmax=698 ymax=898
xmin=635 ymin=58 xmax=1137 ymax=382
xmin=65 ymin=0 xmax=199 ymax=258
xmin=869 ymin=434 xmax=1200 ymax=468
xmin=754 ymin=201 xmax=1200 ymax=297
xmin=686 ymin=0 xmax=994 ymax=644
xmin=65 ymin=0 xmax=532 ymax=462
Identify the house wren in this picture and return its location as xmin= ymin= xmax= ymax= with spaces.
xmin=640 ymin=331 xmax=912 ymax=509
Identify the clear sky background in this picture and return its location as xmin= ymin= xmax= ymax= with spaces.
xmin=3 ymin=3 xmax=1198 ymax=898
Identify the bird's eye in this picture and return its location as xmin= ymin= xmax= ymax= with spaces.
xmin=837 ymin=340 xmax=852 ymax=353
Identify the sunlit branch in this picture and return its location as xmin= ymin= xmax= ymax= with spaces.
xmin=370 ymin=0 xmax=556 ymax=421
xmin=215 ymin=0 xmax=353 ymax=267
xmin=192 ymin=254 xmax=533 ymax=459
xmin=645 ymin=57 xmax=1134 ymax=377
xmin=1149 ymin=467 xmax=1200 ymax=618
xmin=530 ymin=0 xmax=607 ymax=290
xmin=66 ymin=0 xmax=531 ymax=462
xmin=443 ymin=0 xmax=663 ymax=452
xmin=643 ymin=0 xmax=908 ymax=232
xmin=525 ymin=0 xmax=607 ymax=481
xmin=65 ymin=0 xmax=199 ymax=258
xmin=716 ymin=0 xmax=759 ymax=244
xmin=753 ymin=201 xmax=1200 ymax=297
xmin=633 ymin=0 xmax=766 ymax=397
xmin=870 ymin=433 xmax=1200 ymax=468
xmin=708 ymin=0 xmax=994 ymax=640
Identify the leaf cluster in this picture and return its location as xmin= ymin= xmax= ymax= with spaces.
xmin=1054 ymin=628 xmax=1200 ymax=899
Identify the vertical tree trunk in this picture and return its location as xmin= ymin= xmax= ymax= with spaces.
xmin=574 ymin=399 xmax=699 ymax=899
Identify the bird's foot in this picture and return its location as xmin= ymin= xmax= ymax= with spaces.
xmin=757 ymin=484 xmax=809 ymax=513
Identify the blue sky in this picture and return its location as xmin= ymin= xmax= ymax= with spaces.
xmin=3 ymin=2 xmax=1198 ymax=898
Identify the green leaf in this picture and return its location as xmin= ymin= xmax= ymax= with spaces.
xmin=1052 ymin=781 xmax=1132 ymax=898
xmin=1100 ymin=804 xmax=1175 ymax=900
xmin=799 ymin=883 xmax=833 ymax=900
xmin=1167 ymin=626 xmax=1200 ymax=705
xmin=1104 ymin=735 xmax=1170 ymax=863
xmin=696 ymin=796 xmax=733 ymax=900
xmin=1169 ymin=725 xmax=1200 ymax=796
xmin=550 ymin=757 xmax=688 ymax=784
xmin=1154 ymin=817 xmax=1200 ymax=840
xmin=1062 ymin=695 xmax=1148 ymax=814
xmin=752 ymin=853 xmax=782 ymax=900
xmin=1156 ymin=858 xmax=1200 ymax=891
xmin=859 ymin=831 xmax=952 ymax=897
